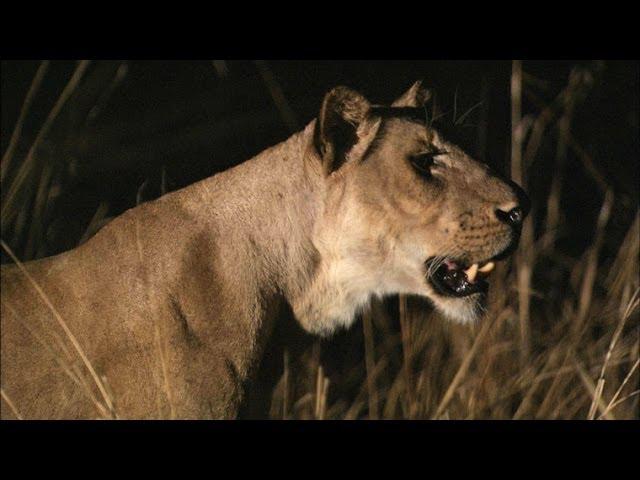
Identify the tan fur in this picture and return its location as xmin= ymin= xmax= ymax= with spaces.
xmin=0 ymin=82 xmax=523 ymax=419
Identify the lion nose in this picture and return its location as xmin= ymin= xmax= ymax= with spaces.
xmin=495 ymin=205 xmax=526 ymax=229
xmin=495 ymin=181 xmax=530 ymax=229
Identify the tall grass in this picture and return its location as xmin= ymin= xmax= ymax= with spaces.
xmin=1 ymin=61 xmax=638 ymax=419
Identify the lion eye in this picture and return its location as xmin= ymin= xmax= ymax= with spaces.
xmin=410 ymin=151 xmax=445 ymax=177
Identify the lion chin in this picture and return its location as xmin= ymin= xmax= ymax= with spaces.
xmin=427 ymin=292 xmax=487 ymax=324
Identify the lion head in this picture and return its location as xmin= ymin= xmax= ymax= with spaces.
xmin=297 ymin=81 xmax=529 ymax=334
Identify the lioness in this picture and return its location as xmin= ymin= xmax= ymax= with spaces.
xmin=0 ymin=81 xmax=528 ymax=419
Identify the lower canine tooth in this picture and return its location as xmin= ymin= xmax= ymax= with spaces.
xmin=478 ymin=262 xmax=495 ymax=273
xmin=464 ymin=263 xmax=479 ymax=282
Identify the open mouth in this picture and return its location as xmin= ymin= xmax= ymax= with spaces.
xmin=425 ymin=257 xmax=497 ymax=298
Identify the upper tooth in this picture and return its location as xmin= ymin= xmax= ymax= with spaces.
xmin=478 ymin=262 xmax=495 ymax=273
xmin=464 ymin=263 xmax=479 ymax=282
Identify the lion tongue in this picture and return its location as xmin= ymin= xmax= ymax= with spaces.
xmin=444 ymin=259 xmax=459 ymax=270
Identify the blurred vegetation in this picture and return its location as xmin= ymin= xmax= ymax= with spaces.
xmin=1 ymin=60 xmax=638 ymax=419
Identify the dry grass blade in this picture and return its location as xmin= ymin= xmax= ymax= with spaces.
xmin=510 ymin=59 xmax=524 ymax=192
xmin=23 ymin=162 xmax=54 ymax=260
xmin=153 ymin=319 xmax=175 ymax=419
xmin=511 ymin=60 xmax=533 ymax=364
xmin=362 ymin=307 xmax=379 ymax=419
xmin=588 ymin=288 xmax=639 ymax=419
xmin=599 ymin=359 xmax=640 ymax=420
xmin=3 ymin=300 xmax=112 ymax=417
xmin=601 ymin=389 xmax=640 ymax=417
xmin=1 ymin=60 xmax=91 ymax=226
xmin=575 ymin=189 xmax=614 ymax=333
xmin=78 ymin=201 xmax=110 ymax=246
xmin=314 ymin=365 xmax=329 ymax=420
xmin=1 ymin=239 xmax=116 ymax=418
xmin=254 ymin=60 xmax=298 ymax=133
xmin=433 ymin=313 xmax=495 ymax=419
xmin=398 ymin=294 xmax=417 ymax=417
xmin=606 ymin=213 xmax=639 ymax=300
xmin=0 ymin=388 xmax=23 ymax=419
xmin=576 ymin=361 xmax=614 ymax=420
xmin=454 ymin=100 xmax=484 ymax=127
xmin=542 ymin=108 xmax=570 ymax=252
xmin=282 ymin=349 xmax=290 ymax=419
xmin=1 ymin=60 xmax=50 ymax=181
xmin=523 ymin=83 xmax=609 ymax=194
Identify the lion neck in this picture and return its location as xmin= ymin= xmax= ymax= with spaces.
xmin=188 ymin=121 xmax=381 ymax=338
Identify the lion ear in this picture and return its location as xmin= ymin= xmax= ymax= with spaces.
xmin=314 ymin=86 xmax=371 ymax=174
xmin=392 ymin=80 xmax=431 ymax=108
